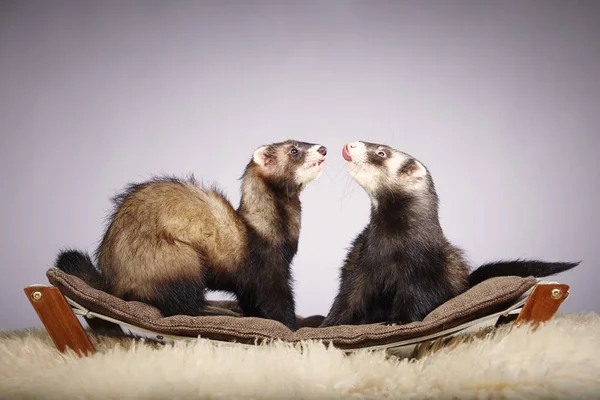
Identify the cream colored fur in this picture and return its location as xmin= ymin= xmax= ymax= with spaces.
xmin=1 ymin=313 xmax=599 ymax=399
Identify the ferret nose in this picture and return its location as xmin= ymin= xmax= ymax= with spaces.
xmin=317 ymin=146 xmax=327 ymax=156
xmin=348 ymin=142 xmax=357 ymax=149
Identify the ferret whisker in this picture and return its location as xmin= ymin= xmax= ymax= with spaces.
xmin=338 ymin=173 xmax=354 ymax=207
xmin=338 ymin=165 xmax=362 ymax=205
xmin=330 ymin=164 xmax=349 ymax=180
xmin=320 ymin=165 xmax=336 ymax=181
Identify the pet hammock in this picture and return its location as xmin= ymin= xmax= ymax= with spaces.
xmin=24 ymin=268 xmax=570 ymax=358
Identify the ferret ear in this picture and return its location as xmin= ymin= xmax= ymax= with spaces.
xmin=252 ymin=146 xmax=273 ymax=167
xmin=400 ymin=159 xmax=427 ymax=179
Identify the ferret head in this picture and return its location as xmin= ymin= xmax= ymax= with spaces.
xmin=342 ymin=141 xmax=435 ymax=204
xmin=250 ymin=140 xmax=328 ymax=191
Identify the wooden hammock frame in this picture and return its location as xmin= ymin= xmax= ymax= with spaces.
xmin=23 ymin=281 xmax=571 ymax=358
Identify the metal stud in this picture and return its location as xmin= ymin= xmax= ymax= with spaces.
xmin=31 ymin=291 xmax=42 ymax=301
xmin=551 ymin=288 xmax=562 ymax=299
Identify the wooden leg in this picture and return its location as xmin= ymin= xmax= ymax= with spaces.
xmin=514 ymin=282 xmax=570 ymax=328
xmin=24 ymin=286 xmax=95 ymax=357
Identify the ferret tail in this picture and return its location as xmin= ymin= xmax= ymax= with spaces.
xmin=54 ymin=249 xmax=105 ymax=290
xmin=468 ymin=259 xmax=580 ymax=287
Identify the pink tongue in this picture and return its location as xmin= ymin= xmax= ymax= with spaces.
xmin=342 ymin=145 xmax=352 ymax=161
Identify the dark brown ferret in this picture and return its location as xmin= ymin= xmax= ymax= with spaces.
xmin=320 ymin=140 xmax=579 ymax=327
xmin=56 ymin=140 xmax=327 ymax=330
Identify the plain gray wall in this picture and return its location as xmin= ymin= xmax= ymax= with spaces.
xmin=1 ymin=0 xmax=599 ymax=330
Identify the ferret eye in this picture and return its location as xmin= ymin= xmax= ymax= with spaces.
xmin=290 ymin=148 xmax=298 ymax=155
xmin=377 ymin=151 xmax=386 ymax=157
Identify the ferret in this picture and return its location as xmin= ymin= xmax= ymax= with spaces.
xmin=320 ymin=140 xmax=579 ymax=327
xmin=55 ymin=140 xmax=327 ymax=331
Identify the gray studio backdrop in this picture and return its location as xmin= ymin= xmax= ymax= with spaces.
xmin=1 ymin=0 xmax=599 ymax=329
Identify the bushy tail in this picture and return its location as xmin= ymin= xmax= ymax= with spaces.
xmin=468 ymin=259 xmax=580 ymax=287
xmin=54 ymin=249 xmax=105 ymax=290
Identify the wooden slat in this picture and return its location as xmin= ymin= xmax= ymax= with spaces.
xmin=24 ymin=286 xmax=95 ymax=356
xmin=514 ymin=282 xmax=570 ymax=328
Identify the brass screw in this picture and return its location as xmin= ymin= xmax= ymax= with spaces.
xmin=551 ymin=288 xmax=562 ymax=299
xmin=31 ymin=291 xmax=42 ymax=301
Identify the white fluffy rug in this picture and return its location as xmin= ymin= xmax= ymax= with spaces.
xmin=1 ymin=313 xmax=600 ymax=399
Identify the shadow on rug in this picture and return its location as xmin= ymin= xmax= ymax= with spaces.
xmin=1 ymin=313 xmax=599 ymax=399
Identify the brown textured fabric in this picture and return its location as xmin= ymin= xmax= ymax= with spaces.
xmin=45 ymin=268 xmax=537 ymax=349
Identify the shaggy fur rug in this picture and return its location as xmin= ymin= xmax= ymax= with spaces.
xmin=1 ymin=313 xmax=599 ymax=399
